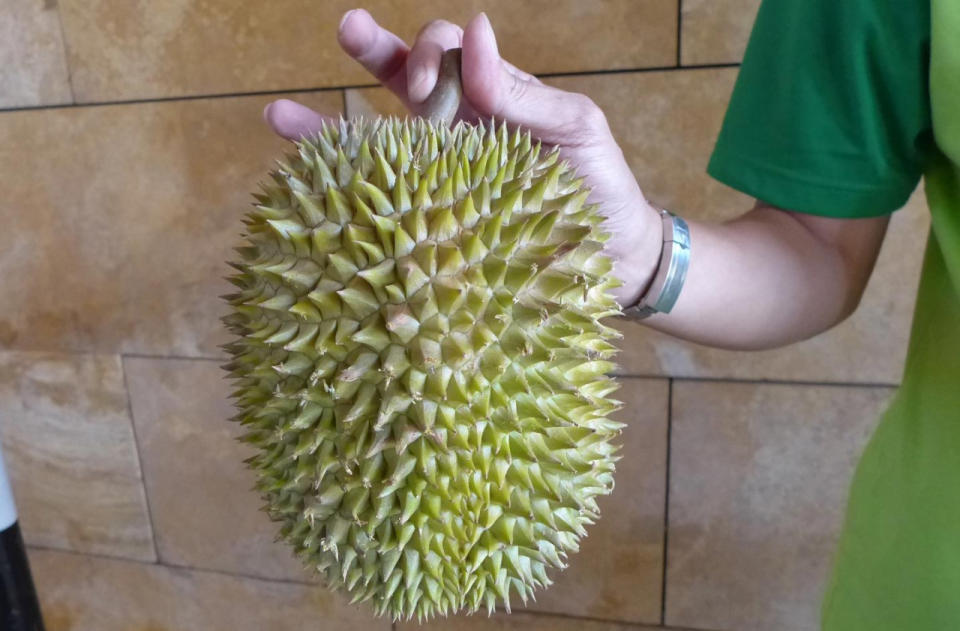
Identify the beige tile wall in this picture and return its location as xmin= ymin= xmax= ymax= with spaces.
xmin=681 ymin=0 xmax=762 ymax=65
xmin=666 ymin=383 xmax=892 ymax=631
xmin=57 ymin=0 xmax=677 ymax=102
xmin=0 ymin=1 xmax=72 ymax=108
xmin=0 ymin=1 xmax=927 ymax=630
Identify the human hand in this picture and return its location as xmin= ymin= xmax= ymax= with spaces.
xmin=263 ymin=10 xmax=661 ymax=307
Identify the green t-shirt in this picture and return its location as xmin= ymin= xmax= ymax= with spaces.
xmin=707 ymin=0 xmax=960 ymax=628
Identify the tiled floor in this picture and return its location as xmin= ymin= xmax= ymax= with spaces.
xmin=0 ymin=1 xmax=925 ymax=630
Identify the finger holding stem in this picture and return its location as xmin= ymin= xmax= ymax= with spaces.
xmin=405 ymin=19 xmax=464 ymax=104
xmin=422 ymin=48 xmax=463 ymax=125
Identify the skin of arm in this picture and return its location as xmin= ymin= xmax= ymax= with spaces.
xmin=262 ymin=10 xmax=892 ymax=352
xmin=636 ymin=204 xmax=890 ymax=350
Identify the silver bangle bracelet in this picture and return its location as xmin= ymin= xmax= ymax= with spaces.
xmin=622 ymin=209 xmax=691 ymax=320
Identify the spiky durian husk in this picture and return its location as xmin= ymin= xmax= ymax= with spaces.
xmin=223 ymin=117 xmax=623 ymax=621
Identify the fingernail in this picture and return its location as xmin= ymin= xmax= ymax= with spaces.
xmin=479 ymin=13 xmax=492 ymax=34
xmin=262 ymin=102 xmax=274 ymax=121
xmin=339 ymin=9 xmax=356 ymax=30
xmin=478 ymin=12 xmax=497 ymax=50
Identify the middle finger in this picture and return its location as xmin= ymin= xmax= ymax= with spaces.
xmin=405 ymin=19 xmax=465 ymax=105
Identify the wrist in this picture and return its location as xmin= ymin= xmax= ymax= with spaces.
xmin=610 ymin=200 xmax=663 ymax=307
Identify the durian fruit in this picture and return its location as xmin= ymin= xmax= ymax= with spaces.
xmin=222 ymin=49 xmax=623 ymax=621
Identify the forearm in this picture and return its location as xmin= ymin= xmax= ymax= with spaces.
xmin=620 ymin=204 xmax=888 ymax=351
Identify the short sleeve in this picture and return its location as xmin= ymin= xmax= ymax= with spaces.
xmin=707 ymin=0 xmax=932 ymax=218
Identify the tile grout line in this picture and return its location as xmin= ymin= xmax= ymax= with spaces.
xmin=160 ymin=561 xmax=320 ymax=588
xmin=32 ymin=352 xmax=898 ymax=390
xmin=676 ymin=0 xmax=683 ymax=67
xmin=541 ymin=62 xmax=739 ymax=78
xmin=660 ymin=378 xmax=673 ymax=626
xmin=6 ymin=350 xmax=902 ymax=388
xmin=0 ymin=63 xmax=742 ymax=114
xmin=25 ymin=542 xmax=319 ymax=587
xmin=51 ymin=0 xmax=76 ymax=104
xmin=1 ymin=350 xmax=901 ymax=388
xmin=26 ymin=542 xmax=156 ymax=567
xmin=0 ymin=83 xmax=358 ymax=114
xmin=121 ymin=352 xmax=224 ymax=363
xmin=522 ymin=605 xmax=723 ymax=631
xmin=119 ymin=355 xmax=162 ymax=563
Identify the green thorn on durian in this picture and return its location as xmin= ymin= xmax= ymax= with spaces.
xmin=292 ymin=191 xmax=325 ymax=226
xmin=434 ymin=175 xmax=454 ymax=208
xmin=257 ymin=290 xmax=296 ymax=312
xmin=412 ymin=242 xmax=438 ymax=277
xmin=352 ymin=319 xmax=393 ymax=352
xmin=326 ymin=187 xmax=353 ymax=225
xmin=373 ymin=147 xmax=397 ymax=191
xmin=336 ymin=146 xmax=355 ymax=187
xmin=453 ymin=193 xmax=480 ymax=229
xmin=384 ymin=304 xmax=420 ymax=345
xmin=357 ymin=259 xmax=397 ymax=289
xmin=311 ymin=221 xmax=343 ymax=254
xmin=369 ymin=213 xmax=397 ymax=257
xmin=392 ymin=172 xmax=412 ymax=214
xmin=393 ymin=225 xmax=416 ymax=258
xmin=397 ymin=258 xmax=430 ymax=298
xmin=310 ymin=148 xmax=337 ymax=191
xmin=337 ymin=286 xmax=380 ymax=319
xmin=412 ymin=178 xmax=433 ymax=212
xmin=360 ymin=181 xmax=395 ymax=216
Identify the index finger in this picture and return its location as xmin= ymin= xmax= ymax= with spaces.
xmin=338 ymin=9 xmax=411 ymax=101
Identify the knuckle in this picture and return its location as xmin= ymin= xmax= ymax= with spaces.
xmin=567 ymin=94 xmax=610 ymax=145
xmin=575 ymin=95 xmax=606 ymax=129
xmin=508 ymin=72 xmax=532 ymax=104
xmin=417 ymin=19 xmax=460 ymax=39
xmin=416 ymin=19 xmax=440 ymax=37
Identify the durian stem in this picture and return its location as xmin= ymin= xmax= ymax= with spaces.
xmin=422 ymin=48 xmax=462 ymax=125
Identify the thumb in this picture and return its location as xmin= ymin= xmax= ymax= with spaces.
xmin=461 ymin=13 xmax=611 ymax=148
